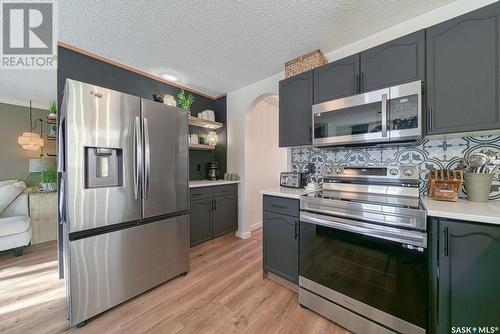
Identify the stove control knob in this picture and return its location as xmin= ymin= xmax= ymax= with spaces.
xmin=389 ymin=168 xmax=399 ymax=176
xmin=403 ymin=168 xmax=414 ymax=177
xmin=335 ymin=168 xmax=342 ymax=175
xmin=324 ymin=166 xmax=333 ymax=175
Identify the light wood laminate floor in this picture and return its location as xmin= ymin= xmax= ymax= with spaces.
xmin=0 ymin=229 xmax=349 ymax=334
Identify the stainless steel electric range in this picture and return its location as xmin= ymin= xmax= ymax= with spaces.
xmin=299 ymin=166 xmax=427 ymax=334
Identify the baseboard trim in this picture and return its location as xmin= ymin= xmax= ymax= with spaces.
xmin=235 ymin=230 xmax=251 ymax=239
xmin=249 ymin=221 xmax=262 ymax=231
xmin=265 ymin=272 xmax=298 ymax=293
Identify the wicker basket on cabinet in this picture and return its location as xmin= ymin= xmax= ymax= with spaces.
xmin=285 ymin=49 xmax=328 ymax=78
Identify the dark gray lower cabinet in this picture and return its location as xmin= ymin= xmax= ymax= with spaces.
xmin=263 ymin=212 xmax=298 ymax=284
xmin=432 ymin=218 xmax=500 ymax=334
xmin=190 ymin=198 xmax=213 ymax=246
xmin=262 ymin=195 xmax=299 ymax=284
xmin=189 ymin=184 xmax=238 ymax=246
xmin=213 ymin=195 xmax=238 ymax=238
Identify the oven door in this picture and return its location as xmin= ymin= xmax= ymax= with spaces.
xmin=299 ymin=211 xmax=427 ymax=334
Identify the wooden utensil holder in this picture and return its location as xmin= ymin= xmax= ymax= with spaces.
xmin=427 ymin=169 xmax=463 ymax=202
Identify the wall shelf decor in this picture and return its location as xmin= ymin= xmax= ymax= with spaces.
xmin=189 ymin=143 xmax=215 ymax=151
xmin=188 ymin=116 xmax=223 ymax=130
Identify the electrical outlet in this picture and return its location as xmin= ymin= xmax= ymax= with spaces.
xmin=197 ymin=164 xmax=201 ymax=171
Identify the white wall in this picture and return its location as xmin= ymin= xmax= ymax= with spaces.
xmin=227 ymin=0 xmax=497 ymax=238
xmin=244 ymin=96 xmax=287 ymax=233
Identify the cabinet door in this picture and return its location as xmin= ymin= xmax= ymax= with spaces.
xmin=189 ymin=198 xmax=213 ymax=247
xmin=263 ymin=211 xmax=298 ymax=283
xmin=213 ymin=195 xmax=238 ymax=238
xmin=361 ymin=30 xmax=425 ymax=92
xmin=279 ymin=71 xmax=313 ymax=147
xmin=427 ymin=2 xmax=500 ymax=135
xmin=313 ymin=54 xmax=360 ymax=103
xmin=438 ymin=219 xmax=500 ymax=333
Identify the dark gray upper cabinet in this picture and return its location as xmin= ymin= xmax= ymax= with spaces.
xmin=436 ymin=219 xmax=500 ymax=334
xmin=263 ymin=211 xmax=298 ymax=283
xmin=190 ymin=198 xmax=213 ymax=247
xmin=313 ymin=54 xmax=360 ymax=103
xmin=426 ymin=2 xmax=500 ymax=135
xmin=361 ymin=30 xmax=425 ymax=92
xmin=213 ymin=194 xmax=238 ymax=238
xmin=279 ymin=71 xmax=313 ymax=147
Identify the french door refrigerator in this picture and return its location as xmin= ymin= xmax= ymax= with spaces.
xmin=58 ymin=79 xmax=189 ymax=327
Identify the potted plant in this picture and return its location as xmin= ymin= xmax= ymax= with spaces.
xmin=177 ymin=89 xmax=194 ymax=114
xmin=48 ymin=100 xmax=57 ymax=118
xmin=41 ymin=169 xmax=57 ymax=192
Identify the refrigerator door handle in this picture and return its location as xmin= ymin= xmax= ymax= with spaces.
xmin=143 ymin=117 xmax=151 ymax=199
xmin=134 ymin=116 xmax=142 ymax=200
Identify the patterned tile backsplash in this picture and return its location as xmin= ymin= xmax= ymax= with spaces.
xmin=290 ymin=135 xmax=500 ymax=200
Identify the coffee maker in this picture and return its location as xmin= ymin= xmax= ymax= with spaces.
xmin=207 ymin=161 xmax=219 ymax=181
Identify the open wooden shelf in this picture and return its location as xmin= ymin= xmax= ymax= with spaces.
xmin=47 ymin=116 xmax=57 ymax=124
xmin=47 ymin=135 xmax=57 ymax=141
xmin=188 ymin=116 xmax=223 ymax=130
xmin=189 ymin=143 xmax=215 ymax=151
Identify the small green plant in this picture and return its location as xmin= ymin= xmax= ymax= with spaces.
xmin=49 ymin=100 xmax=57 ymax=114
xmin=177 ymin=89 xmax=194 ymax=111
xmin=41 ymin=169 xmax=57 ymax=184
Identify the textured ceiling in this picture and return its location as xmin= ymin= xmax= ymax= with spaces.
xmin=1 ymin=0 xmax=455 ymax=106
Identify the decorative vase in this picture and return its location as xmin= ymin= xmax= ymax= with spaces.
xmin=41 ymin=182 xmax=57 ymax=192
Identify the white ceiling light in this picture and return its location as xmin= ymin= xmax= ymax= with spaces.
xmin=161 ymin=73 xmax=179 ymax=82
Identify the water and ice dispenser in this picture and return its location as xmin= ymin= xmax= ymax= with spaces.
xmin=84 ymin=147 xmax=123 ymax=188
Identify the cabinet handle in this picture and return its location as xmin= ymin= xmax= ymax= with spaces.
xmin=443 ymin=226 xmax=449 ymax=257
xmin=360 ymin=72 xmax=364 ymax=92
xmin=353 ymin=73 xmax=357 ymax=92
xmin=294 ymin=222 xmax=298 ymax=240
xmin=270 ymin=204 xmax=287 ymax=209
xmin=214 ymin=199 xmax=217 ymax=211
xmin=428 ymin=107 xmax=433 ymax=131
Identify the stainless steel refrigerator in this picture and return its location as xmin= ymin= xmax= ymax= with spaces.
xmin=58 ymin=79 xmax=189 ymax=327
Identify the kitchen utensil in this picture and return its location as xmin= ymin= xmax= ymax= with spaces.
xmin=457 ymin=159 xmax=469 ymax=172
xmin=464 ymin=172 xmax=493 ymax=202
xmin=427 ymin=169 xmax=463 ymax=202
xmin=467 ymin=152 xmax=489 ymax=173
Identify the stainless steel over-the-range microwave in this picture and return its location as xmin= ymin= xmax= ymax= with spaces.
xmin=312 ymin=80 xmax=423 ymax=146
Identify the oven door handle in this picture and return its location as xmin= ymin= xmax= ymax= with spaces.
xmin=300 ymin=211 xmax=427 ymax=248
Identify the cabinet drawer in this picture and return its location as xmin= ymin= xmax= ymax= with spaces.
xmin=263 ymin=195 xmax=299 ymax=217
xmin=190 ymin=187 xmax=213 ymax=201
xmin=213 ymin=184 xmax=237 ymax=197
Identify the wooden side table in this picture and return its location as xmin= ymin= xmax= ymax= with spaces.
xmin=29 ymin=192 xmax=57 ymax=245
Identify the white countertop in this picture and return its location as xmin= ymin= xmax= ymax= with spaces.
xmin=259 ymin=187 xmax=319 ymax=199
xmin=421 ymin=196 xmax=500 ymax=226
xmin=189 ymin=180 xmax=240 ymax=188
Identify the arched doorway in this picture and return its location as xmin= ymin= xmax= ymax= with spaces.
xmin=244 ymin=94 xmax=287 ymax=233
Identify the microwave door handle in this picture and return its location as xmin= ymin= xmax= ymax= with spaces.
xmin=300 ymin=211 xmax=427 ymax=248
xmin=381 ymin=93 xmax=388 ymax=138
